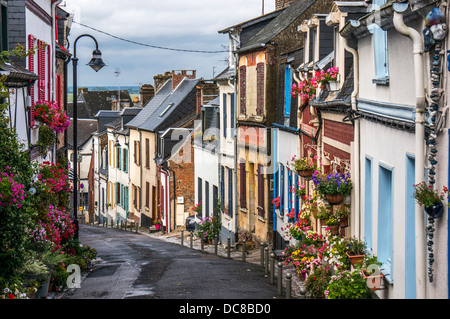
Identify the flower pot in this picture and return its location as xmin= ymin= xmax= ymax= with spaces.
xmin=325 ymin=194 xmax=344 ymax=205
xmin=346 ymin=252 xmax=365 ymax=268
xmin=339 ymin=217 xmax=349 ymax=228
xmin=425 ymin=202 xmax=444 ymax=219
xmin=154 ymin=223 xmax=161 ymax=230
xmin=297 ymin=169 xmax=314 ymax=178
xmin=361 ymin=269 xmax=384 ymax=291
xmin=326 ymin=81 xmax=339 ymax=91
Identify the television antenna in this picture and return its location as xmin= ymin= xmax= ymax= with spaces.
xmin=114 ymin=68 xmax=121 ymax=109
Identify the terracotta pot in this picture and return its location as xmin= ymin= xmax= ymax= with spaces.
xmin=346 ymin=252 xmax=365 ymax=268
xmin=320 ymin=219 xmax=327 ymax=227
xmin=361 ymin=269 xmax=384 ymax=291
xmin=325 ymin=194 xmax=344 ymax=205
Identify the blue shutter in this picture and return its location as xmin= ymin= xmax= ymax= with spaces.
xmin=228 ymin=168 xmax=233 ymax=217
xmin=280 ymin=164 xmax=285 ymax=216
xmin=223 ymin=93 xmax=227 ymax=138
xmin=294 ymin=173 xmax=299 ymax=222
xmin=221 ymin=166 xmax=225 ymax=214
xmin=125 ymin=186 xmax=129 ymax=214
xmin=284 ymin=65 xmax=292 ymax=117
xmin=230 ymin=93 xmax=235 ymax=129
xmin=364 ymin=157 xmax=373 ymax=249
xmin=405 ymin=156 xmax=416 ymax=298
xmin=288 ymin=169 xmax=292 ymax=217
xmin=378 ymin=164 xmax=393 ymax=283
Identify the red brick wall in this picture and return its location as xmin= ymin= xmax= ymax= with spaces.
xmin=172 ymin=70 xmax=196 ymax=91
xmin=323 ymin=119 xmax=354 ymax=146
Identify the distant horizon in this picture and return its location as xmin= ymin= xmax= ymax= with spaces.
xmin=67 ymin=85 xmax=141 ymax=94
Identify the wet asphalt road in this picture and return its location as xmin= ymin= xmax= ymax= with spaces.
xmin=62 ymin=224 xmax=280 ymax=300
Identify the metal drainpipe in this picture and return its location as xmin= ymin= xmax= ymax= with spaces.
xmin=393 ymin=3 xmax=426 ymax=299
xmin=343 ymin=37 xmax=360 ymax=238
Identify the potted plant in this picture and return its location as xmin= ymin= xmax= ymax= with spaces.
xmin=413 ymin=182 xmax=448 ymax=219
xmin=315 ymin=205 xmax=330 ymax=226
xmin=153 ymin=219 xmax=161 ymax=230
xmin=345 ymin=236 xmax=367 ymax=268
xmin=192 ymin=201 xmax=202 ymax=217
xmin=325 ymin=216 xmax=339 ymax=235
xmin=312 ymin=171 xmax=353 ymax=205
xmin=304 ymin=265 xmax=332 ymax=299
xmin=361 ymin=254 xmax=384 ymax=291
xmin=335 ymin=204 xmax=350 ymax=228
xmin=315 ymin=67 xmax=339 ymax=91
xmin=325 ymin=269 xmax=372 ymax=299
xmin=290 ymin=154 xmax=318 ymax=177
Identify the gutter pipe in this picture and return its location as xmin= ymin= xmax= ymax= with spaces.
xmin=393 ymin=3 xmax=426 ymax=299
xmin=342 ymin=36 xmax=361 ymax=238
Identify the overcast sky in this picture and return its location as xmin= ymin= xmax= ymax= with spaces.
xmin=63 ymin=0 xmax=276 ymax=88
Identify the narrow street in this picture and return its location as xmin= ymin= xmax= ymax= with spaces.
xmin=60 ymin=224 xmax=281 ymax=300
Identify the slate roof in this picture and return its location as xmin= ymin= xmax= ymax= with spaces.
xmin=66 ymin=119 xmax=97 ymax=149
xmin=94 ymin=110 xmax=121 ymax=133
xmin=1 ymin=62 xmax=39 ymax=88
xmin=67 ymin=89 xmax=132 ymax=119
xmin=239 ymin=0 xmax=318 ymax=53
xmin=126 ymin=77 xmax=199 ymax=133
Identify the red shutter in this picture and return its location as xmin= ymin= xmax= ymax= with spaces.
xmin=239 ymin=162 xmax=246 ymax=208
xmin=56 ymin=74 xmax=62 ymax=108
xmin=239 ymin=66 xmax=246 ymax=114
xmin=256 ymin=63 xmax=264 ymax=116
xmin=28 ymin=35 xmax=35 ymax=127
xmin=37 ymin=40 xmax=45 ymax=101
xmin=47 ymin=45 xmax=51 ymax=101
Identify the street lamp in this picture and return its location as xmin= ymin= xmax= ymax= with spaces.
xmin=72 ymin=34 xmax=106 ymax=239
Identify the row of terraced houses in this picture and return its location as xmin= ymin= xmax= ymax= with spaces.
xmin=5 ymin=0 xmax=449 ymax=300
xmin=84 ymin=0 xmax=450 ymax=299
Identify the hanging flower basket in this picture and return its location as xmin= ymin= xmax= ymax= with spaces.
xmin=425 ymin=201 xmax=444 ymax=219
xmin=325 ymin=193 xmax=344 ymax=205
xmin=297 ymin=169 xmax=315 ymax=178
xmin=339 ymin=216 xmax=349 ymax=228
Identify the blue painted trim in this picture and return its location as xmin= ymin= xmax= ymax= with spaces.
xmin=273 ymin=129 xmax=277 ymax=232
xmin=271 ymin=122 xmax=299 ymax=134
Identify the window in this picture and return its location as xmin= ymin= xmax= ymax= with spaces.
xmin=257 ymin=164 xmax=264 ymax=218
xmin=239 ymin=162 xmax=246 ymax=209
xmin=372 ymin=0 xmax=389 ymax=84
xmin=221 ymin=166 xmax=225 ymax=214
xmin=198 ymin=178 xmax=202 ymax=207
xmin=205 ymin=181 xmax=210 ymax=217
xmin=378 ymin=164 xmax=393 ymax=282
xmin=0 ymin=2 xmax=8 ymax=52
xmin=134 ymin=140 xmax=141 ymax=165
xmin=123 ymin=148 xmax=128 ymax=172
xmin=145 ymin=138 xmax=150 ymax=168
xmin=146 ymin=182 xmax=150 ymax=208
xmin=223 ymin=93 xmax=227 ymax=138
xmin=213 ymin=185 xmax=218 ymax=217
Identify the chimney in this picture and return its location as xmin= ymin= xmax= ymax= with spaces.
xmin=78 ymin=87 xmax=88 ymax=95
xmin=172 ymin=70 xmax=196 ymax=91
xmin=275 ymin=0 xmax=295 ymax=10
xmin=139 ymin=84 xmax=154 ymax=106
xmin=153 ymin=71 xmax=172 ymax=93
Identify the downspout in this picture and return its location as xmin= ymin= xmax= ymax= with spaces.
xmin=393 ymin=3 xmax=426 ymax=299
xmin=342 ymin=37 xmax=360 ymax=238
xmin=167 ymin=166 xmax=176 ymax=232
xmin=158 ymin=166 xmax=169 ymax=233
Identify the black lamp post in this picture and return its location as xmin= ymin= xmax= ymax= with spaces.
xmin=72 ymin=34 xmax=106 ymax=239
